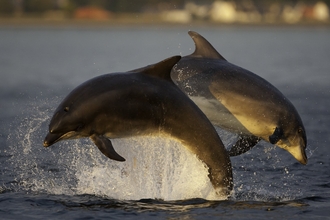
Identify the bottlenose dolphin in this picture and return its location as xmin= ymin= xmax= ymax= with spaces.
xmin=171 ymin=31 xmax=307 ymax=164
xmin=43 ymin=56 xmax=233 ymax=196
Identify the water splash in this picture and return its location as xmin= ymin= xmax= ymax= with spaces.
xmin=4 ymin=97 xmax=301 ymax=202
xmin=6 ymin=99 xmax=224 ymax=200
xmin=73 ymin=137 xmax=220 ymax=200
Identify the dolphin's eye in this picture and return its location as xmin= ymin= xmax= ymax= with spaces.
xmin=64 ymin=107 xmax=69 ymax=112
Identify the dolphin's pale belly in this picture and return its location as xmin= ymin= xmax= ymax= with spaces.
xmin=190 ymin=96 xmax=274 ymax=139
xmin=189 ymin=96 xmax=242 ymax=131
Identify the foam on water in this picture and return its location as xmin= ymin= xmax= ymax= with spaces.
xmin=73 ymin=137 xmax=221 ymax=200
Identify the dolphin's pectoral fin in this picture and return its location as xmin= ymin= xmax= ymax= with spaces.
xmin=90 ymin=134 xmax=125 ymax=162
xmin=269 ymin=127 xmax=284 ymax=144
xmin=228 ymin=135 xmax=261 ymax=157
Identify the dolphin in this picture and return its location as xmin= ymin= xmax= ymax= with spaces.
xmin=171 ymin=31 xmax=307 ymax=165
xmin=43 ymin=56 xmax=233 ymax=197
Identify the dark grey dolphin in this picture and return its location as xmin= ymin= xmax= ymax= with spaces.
xmin=43 ymin=56 xmax=233 ymax=197
xmin=171 ymin=31 xmax=307 ymax=165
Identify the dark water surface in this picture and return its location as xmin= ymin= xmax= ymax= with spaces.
xmin=0 ymin=26 xmax=329 ymax=219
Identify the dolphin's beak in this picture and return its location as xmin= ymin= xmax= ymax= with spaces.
xmin=286 ymin=145 xmax=308 ymax=165
xmin=43 ymin=132 xmax=63 ymax=147
xmin=43 ymin=131 xmax=78 ymax=147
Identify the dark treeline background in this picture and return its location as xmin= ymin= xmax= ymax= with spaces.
xmin=1 ymin=0 xmax=329 ymax=15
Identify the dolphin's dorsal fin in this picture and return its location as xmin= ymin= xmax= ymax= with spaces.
xmin=138 ymin=56 xmax=181 ymax=81
xmin=188 ymin=31 xmax=226 ymax=60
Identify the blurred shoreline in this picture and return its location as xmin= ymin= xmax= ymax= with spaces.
xmin=0 ymin=16 xmax=329 ymax=28
xmin=1 ymin=1 xmax=330 ymax=28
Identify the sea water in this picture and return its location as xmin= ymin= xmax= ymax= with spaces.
xmin=0 ymin=26 xmax=329 ymax=219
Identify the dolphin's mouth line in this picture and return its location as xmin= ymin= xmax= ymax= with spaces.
xmin=43 ymin=131 xmax=77 ymax=147
xmin=280 ymin=142 xmax=308 ymax=165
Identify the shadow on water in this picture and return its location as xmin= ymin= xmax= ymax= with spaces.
xmin=59 ymin=196 xmax=309 ymax=212
xmin=0 ymin=191 xmax=309 ymax=213
xmin=3 ymin=189 xmax=326 ymax=220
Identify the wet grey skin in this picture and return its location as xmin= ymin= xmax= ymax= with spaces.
xmin=43 ymin=56 xmax=233 ymax=197
xmin=171 ymin=31 xmax=307 ymax=165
